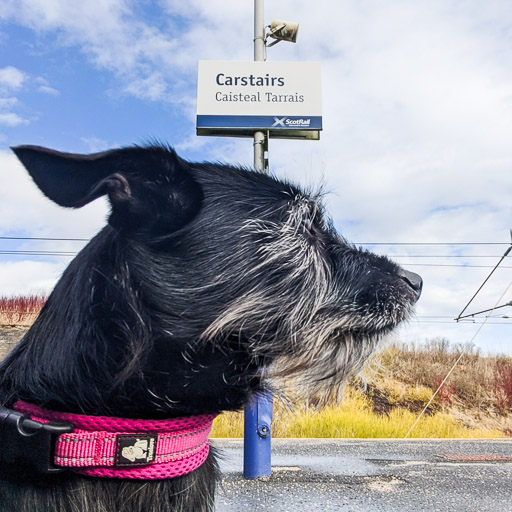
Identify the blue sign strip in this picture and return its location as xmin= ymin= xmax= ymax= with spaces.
xmin=197 ymin=115 xmax=322 ymax=130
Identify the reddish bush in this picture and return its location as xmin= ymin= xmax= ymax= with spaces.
xmin=433 ymin=375 xmax=457 ymax=405
xmin=0 ymin=295 xmax=46 ymax=326
xmin=494 ymin=359 xmax=512 ymax=411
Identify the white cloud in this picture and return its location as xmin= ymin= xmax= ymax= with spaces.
xmin=37 ymin=85 xmax=60 ymax=96
xmin=34 ymin=76 xmax=60 ymax=96
xmin=0 ymin=67 xmax=29 ymax=126
xmin=0 ymin=112 xmax=28 ymax=126
xmin=123 ymin=72 xmax=167 ymax=101
xmin=0 ymin=260 xmax=63 ymax=295
xmin=0 ymin=72 xmax=61 ymax=129
xmin=0 ymin=97 xmax=18 ymax=109
xmin=80 ymin=137 xmax=110 ymax=152
xmin=0 ymin=66 xmax=27 ymax=90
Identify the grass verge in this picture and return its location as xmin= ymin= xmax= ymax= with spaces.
xmin=211 ymin=388 xmax=504 ymax=438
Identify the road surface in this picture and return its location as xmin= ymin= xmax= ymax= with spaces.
xmin=214 ymin=438 xmax=512 ymax=511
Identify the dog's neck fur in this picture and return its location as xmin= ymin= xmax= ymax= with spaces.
xmin=0 ymin=226 xmax=259 ymax=420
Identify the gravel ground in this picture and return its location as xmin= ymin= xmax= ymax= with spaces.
xmin=214 ymin=439 xmax=512 ymax=512
xmin=0 ymin=326 xmax=27 ymax=360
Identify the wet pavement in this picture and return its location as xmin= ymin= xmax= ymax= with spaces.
xmin=214 ymin=439 xmax=512 ymax=511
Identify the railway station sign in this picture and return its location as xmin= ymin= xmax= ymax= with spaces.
xmin=197 ymin=61 xmax=322 ymax=139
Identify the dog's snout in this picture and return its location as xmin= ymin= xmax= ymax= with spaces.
xmin=398 ymin=268 xmax=423 ymax=300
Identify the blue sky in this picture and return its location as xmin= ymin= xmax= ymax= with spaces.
xmin=1 ymin=19 xmax=189 ymax=151
xmin=0 ymin=1 xmax=511 ymax=355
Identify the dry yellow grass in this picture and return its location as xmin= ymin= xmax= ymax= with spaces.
xmin=376 ymin=339 xmax=512 ymax=412
xmin=211 ymin=387 xmax=504 ymax=439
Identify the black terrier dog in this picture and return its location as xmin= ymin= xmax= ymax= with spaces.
xmin=0 ymin=144 xmax=421 ymax=511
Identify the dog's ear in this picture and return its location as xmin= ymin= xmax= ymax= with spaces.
xmin=11 ymin=145 xmax=203 ymax=233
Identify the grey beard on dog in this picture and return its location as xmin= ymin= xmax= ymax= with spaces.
xmin=0 ymin=144 xmax=422 ymax=511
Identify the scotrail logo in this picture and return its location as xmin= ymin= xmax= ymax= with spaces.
xmin=272 ymin=117 xmax=311 ymax=128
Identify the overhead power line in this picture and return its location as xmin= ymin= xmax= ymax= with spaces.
xmin=417 ymin=314 xmax=511 ymax=319
xmin=401 ymin=263 xmax=512 ymax=268
xmin=384 ymin=255 xmax=507 ymax=258
xmin=455 ymin=239 xmax=512 ymax=322
xmin=1 ymin=236 xmax=510 ymax=245
xmin=0 ymin=251 xmax=77 ymax=256
xmin=455 ymin=301 xmax=512 ymax=321
xmin=413 ymin=320 xmax=512 ymax=325
xmin=0 ymin=236 xmax=89 ymax=241
xmin=1 ymin=249 xmax=509 ymax=260
xmin=1 ymin=252 xmax=511 ymax=270
xmin=359 ymin=242 xmax=510 ymax=246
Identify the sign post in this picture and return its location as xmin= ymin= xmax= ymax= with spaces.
xmin=196 ymin=0 xmax=322 ymax=480
xmin=253 ymin=0 xmax=266 ymax=173
xmin=245 ymin=0 xmax=272 ymax=477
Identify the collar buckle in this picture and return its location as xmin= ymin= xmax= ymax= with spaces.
xmin=0 ymin=405 xmax=74 ymax=474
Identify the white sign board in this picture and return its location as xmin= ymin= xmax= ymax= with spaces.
xmin=197 ymin=61 xmax=322 ymax=139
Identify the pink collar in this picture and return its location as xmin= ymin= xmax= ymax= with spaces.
xmin=14 ymin=400 xmax=217 ymax=480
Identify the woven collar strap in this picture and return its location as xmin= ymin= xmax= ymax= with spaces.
xmin=13 ymin=400 xmax=217 ymax=480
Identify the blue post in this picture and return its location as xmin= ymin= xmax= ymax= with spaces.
xmin=243 ymin=392 xmax=273 ymax=478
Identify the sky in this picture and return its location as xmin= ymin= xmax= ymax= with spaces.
xmin=0 ymin=1 xmax=511 ymax=355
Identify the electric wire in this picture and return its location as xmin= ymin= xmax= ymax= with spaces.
xmin=455 ymin=244 xmax=512 ymax=321
xmin=384 ymin=255 xmax=507 ymax=258
xmin=1 ymin=250 xmax=510 ymax=259
xmin=399 ymin=263 xmax=512 ymax=268
xmin=359 ymin=242 xmax=509 ymax=246
xmin=0 ymin=251 xmax=77 ymax=256
xmin=1 ymin=237 xmax=510 ymax=244
xmin=412 ymin=320 xmax=512 ymax=325
xmin=456 ymin=302 xmax=512 ymax=321
xmin=0 ymin=236 xmax=89 ymax=241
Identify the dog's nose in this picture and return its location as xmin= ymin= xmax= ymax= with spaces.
xmin=398 ymin=268 xmax=423 ymax=300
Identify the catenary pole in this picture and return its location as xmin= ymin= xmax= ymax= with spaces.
xmin=243 ymin=0 xmax=273 ymax=480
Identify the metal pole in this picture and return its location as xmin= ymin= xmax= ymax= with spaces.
xmin=253 ymin=131 xmax=265 ymax=173
xmin=243 ymin=0 xmax=273 ymax=480
xmin=253 ymin=0 xmax=266 ymax=174
xmin=254 ymin=0 xmax=265 ymax=61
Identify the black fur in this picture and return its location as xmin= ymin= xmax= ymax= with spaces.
xmin=0 ymin=144 xmax=421 ymax=511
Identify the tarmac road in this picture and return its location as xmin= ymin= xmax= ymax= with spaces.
xmin=213 ymin=438 xmax=512 ymax=512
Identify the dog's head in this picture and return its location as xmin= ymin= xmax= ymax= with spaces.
xmin=11 ymin=144 xmax=421 ymax=413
